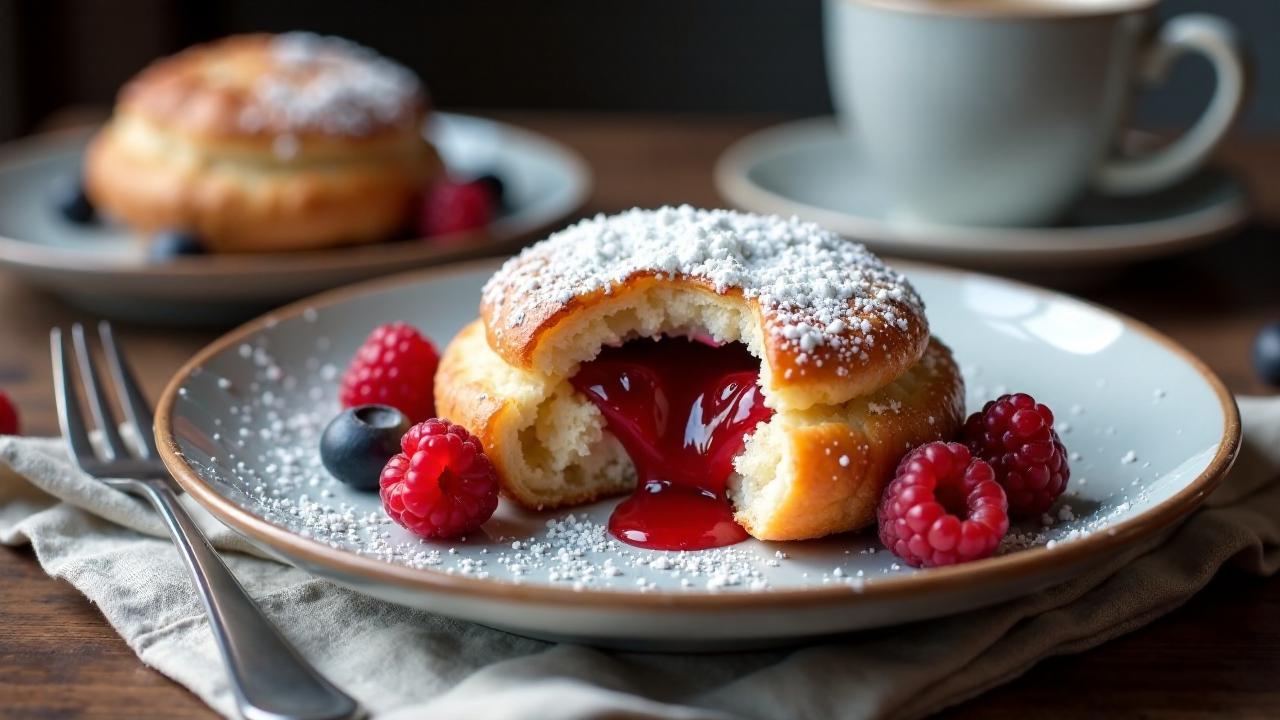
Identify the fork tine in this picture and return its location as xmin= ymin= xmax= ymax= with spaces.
xmin=70 ymin=323 xmax=130 ymax=461
xmin=51 ymin=328 xmax=98 ymax=466
xmin=99 ymin=322 xmax=159 ymax=458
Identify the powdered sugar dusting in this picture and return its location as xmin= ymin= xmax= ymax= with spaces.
xmin=483 ymin=206 xmax=924 ymax=363
xmin=238 ymin=32 xmax=421 ymax=135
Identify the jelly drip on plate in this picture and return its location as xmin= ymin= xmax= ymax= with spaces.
xmin=570 ymin=338 xmax=773 ymax=550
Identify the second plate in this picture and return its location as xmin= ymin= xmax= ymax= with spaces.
xmin=0 ymin=114 xmax=589 ymax=324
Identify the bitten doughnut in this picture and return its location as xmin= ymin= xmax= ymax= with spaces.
xmin=436 ymin=207 xmax=964 ymax=544
xmin=84 ymin=32 xmax=442 ymax=253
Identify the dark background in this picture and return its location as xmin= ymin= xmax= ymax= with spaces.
xmin=1 ymin=0 xmax=1276 ymax=141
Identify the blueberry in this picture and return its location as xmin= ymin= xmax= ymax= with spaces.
xmin=320 ymin=405 xmax=410 ymax=490
xmin=54 ymin=176 xmax=96 ymax=225
xmin=1253 ymin=322 xmax=1280 ymax=386
xmin=148 ymin=229 xmax=205 ymax=261
xmin=474 ymin=173 xmax=506 ymax=208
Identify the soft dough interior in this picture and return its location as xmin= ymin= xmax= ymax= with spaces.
xmin=436 ymin=319 xmax=636 ymax=509
xmin=516 ymin=379 xmax=636 ymax=504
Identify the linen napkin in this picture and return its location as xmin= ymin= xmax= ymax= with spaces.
xmin=2 ymin=396 xmax=1278 ymax=720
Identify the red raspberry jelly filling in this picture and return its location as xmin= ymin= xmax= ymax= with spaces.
xmin=570 ymin=337 xmax=773 ymax=551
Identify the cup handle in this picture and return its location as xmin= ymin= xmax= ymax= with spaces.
xmin=1094 ymin=14 xmax=1247 ymax=196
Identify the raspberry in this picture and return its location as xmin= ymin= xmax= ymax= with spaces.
xmin=962 ymin=393 xmax=1070 ymax=519
xmin=0 ymin=391 xmax=18 ymax=435
xmin=877 ymin=442 xmax=1009 ymax=568
xmin=340 ymin=322 xmax=439 ymax=423
xmin=417 ymin=180 xmax=495 ymax=239
xmin=380 ymin=419 xmax=499 ymax=539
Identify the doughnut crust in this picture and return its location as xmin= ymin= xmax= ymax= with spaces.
xmin=84 ymin=33 xmax=441 ymax=253
xmin=482 ymin=208 xmax=930 ymax=412
xmin=436 ymin=207 xmax=965 ymax=541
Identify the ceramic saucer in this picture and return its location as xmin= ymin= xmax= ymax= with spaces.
xmin=716 ymin=117 xmax=1249 ymax=270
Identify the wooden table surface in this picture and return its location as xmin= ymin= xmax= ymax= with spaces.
xmin=1 ymin=114 xmax=1278 ymax=718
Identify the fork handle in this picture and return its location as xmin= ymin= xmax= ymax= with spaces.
xmin=136 ymin=480 xmax=361 ymax=720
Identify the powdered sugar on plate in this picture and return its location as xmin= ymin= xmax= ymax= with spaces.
xmin=159 ymin=330 xmax=1160 ymax=596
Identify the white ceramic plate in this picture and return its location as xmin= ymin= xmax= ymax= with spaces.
xmin=156 ymin=259 xmax=1239 ymax=650
xmin=716 ymin=117 xmax=1249 ymax=270
xmin=0 ymin=114 xmax=589 ymax=324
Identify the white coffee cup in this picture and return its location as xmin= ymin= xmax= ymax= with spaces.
xmin=824 ymin=0 xmax=1247 ymax=227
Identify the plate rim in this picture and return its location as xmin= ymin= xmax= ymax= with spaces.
xmin=714 ymin=117 xmax=1250 ymax=266
xmin=0 ymin=114 xmax=592 ymax=281
xmin=154 ymin=257 xmax=1242 ymax=611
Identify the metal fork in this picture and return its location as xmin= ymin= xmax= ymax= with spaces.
xmin=52 ymin=322 xmax=360 ymax=720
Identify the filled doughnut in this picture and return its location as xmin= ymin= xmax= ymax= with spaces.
xmin=436 ymin=207 xmax=964 ymax=546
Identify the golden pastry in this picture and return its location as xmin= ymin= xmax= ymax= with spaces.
xmin=436 ymin=207 xmax=964 ymax=544
xmin=84 ymin=33 xmax=442 ymax=253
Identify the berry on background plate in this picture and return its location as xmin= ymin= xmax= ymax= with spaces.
xmin=877 ymin=442 xmax=1009 ymax=568
xmin=0 ymin=391 xmax=19 ymax=435
xmin=1253 ymin=322 xmax=1280 ymax=386
xmin=417 ymin=179 xmax=496 ymax=239
xmin=380 ymin=419 xmax=500 ymax=539
xmin=320 ymin=405 xmax=410 ymax=490
xmin=340 ymin=322 xmax=440 ymax=424
xmin=474 ymin=173 xmax=506 ymax=208
xmin=148 ymin=229 xmax=205 ymax=260
xmin=962 ymin=393 xmax=1070 ymax=519
xmin=53 ymin=177 xmax=96 ymax=225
